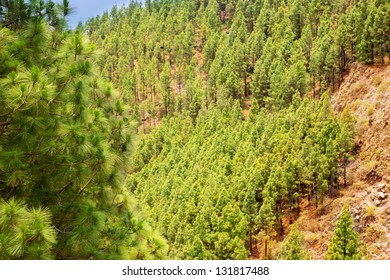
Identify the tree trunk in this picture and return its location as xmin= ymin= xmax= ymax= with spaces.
xmin=332 ymin=69 xmax=335 ymax=93
xmin=244 ymin=76 xmax=248 ymax=97
xmin=343 ymin=155 xmax=347 ymax=188
xmin=312 ymin=75 xmax=316 ymax=97
xmin=249 ymin=222 xmax=253 ymax=255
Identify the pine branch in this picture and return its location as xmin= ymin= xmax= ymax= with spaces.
xmin=78 ymin=172 xmax=96 ymax=194
xmin=0 ymin=121 xmax=11 ymax=126
xmin=48 ymin=76 xmax=71 ymax=105
xmin=2 ymin=19 xmax=20 ymax=28
xmin=49 ymin=111 xmax=69 ymax=118
xmin=57 ymin=182 xmax=73 ymax=195
xmin=52 ymin=224 xmax=73 ymax=234
xmin=0 ymin=102 xmax=25 ymax=118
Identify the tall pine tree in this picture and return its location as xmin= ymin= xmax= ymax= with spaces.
xmin=326 ymin=203 xmax=362 ymax=260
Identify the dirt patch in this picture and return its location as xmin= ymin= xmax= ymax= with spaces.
xmin=332 ymin=63 xmax=390 ymax=183
xmin=327 ymin=63 xmax=390 ymax=259
xmin=268 ymin=63 xmax=390 ymax=260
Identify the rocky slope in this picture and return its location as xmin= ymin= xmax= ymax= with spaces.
xmin=331 ymin=62 xmax=390 ymax=259
xmin=268 ymin=63 xmax=390 ymax=260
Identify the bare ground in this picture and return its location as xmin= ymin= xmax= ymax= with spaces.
xmin=263 ymin=62 xmax=390 ymax=259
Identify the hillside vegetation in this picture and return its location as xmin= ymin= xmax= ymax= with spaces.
xmin=85 ymin=0 xmax=390 ymax=121
xmin=0 ymin=0 xmax=389 ymax=259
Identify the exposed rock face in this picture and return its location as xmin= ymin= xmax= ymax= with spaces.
xmin=377 ymin=183 xmax=386 ymax=191
xmin=368 ymin=183 xmax=387 ymax=205
xmin=330 ymin=64 xmax=390 ymax=260
xmin=378 ymin=191 xmax=387 ymax=200
xmin=300 ymin=64 xmax=390 ymax=259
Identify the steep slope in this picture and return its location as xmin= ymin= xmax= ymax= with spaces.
xmin=333 ymin=63 xmax=390 ymax=184
xmin=332 ymin=63 xmax=390 ymax=259
xmin=282 ymin=63 xmax=390 ymax=260
xmin=83 ymin=0 xmax=390 ymax=260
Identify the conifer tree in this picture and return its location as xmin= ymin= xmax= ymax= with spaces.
xmin=0 ymin=0 xmax=69 ymax=30
xmin=326 ymin=203 xmax=362 ymax=260
xmin=0 ymin=1 xmax=167 ymax=260
xmin=277 ymin=224 xmax=309 ymax=260
xmin=60 ymin=0 xmax=372 ymax=260
xmin=0 ymin=198 xmax=57 ymax=259
xmin=257 ymin=186 xmax=276 ymax=259
xmin=338 ymin=105 xmax=355 ymax=188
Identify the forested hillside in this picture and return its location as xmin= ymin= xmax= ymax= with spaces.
xmin=127 ymin=96 xmax=356 ymax=259
xmin=85 ymin=0 xmax=389 ymax=121
xmin=83 ymin=0 xmax=389 ymax=260
xmin=0 ymin=0 xmax=389 ymax=260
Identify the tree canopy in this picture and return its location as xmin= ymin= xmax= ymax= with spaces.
xmin=1 ymin=0 xmax=383 ymax=259
xmin=326 ymin=203 xmax=362 ymax=260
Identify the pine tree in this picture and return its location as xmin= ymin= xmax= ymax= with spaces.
xmin=0 ymin=2 xmax=167 ymax=260
xmin=0 ymin=0 xmax=69 ymax=30
xmin=0 ymin=198 xmax=57 ymax=259
xmin=256 ymin=185 xmax=277 ymax=259
xmin=74 ymin=0 xmax=376 ymax=261
xmin=160 ymin=62 xmax=172 ymax=116
xmin=338 ymin=105 xmax=355 ymax=188
xmin=277 ymin=224 xmax=309 ymax=260
xmin=326 ymin=203 xmax=362 ymax=260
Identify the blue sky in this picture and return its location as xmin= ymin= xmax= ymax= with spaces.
xmin=55 ymin=0 xmax=142 ymax=28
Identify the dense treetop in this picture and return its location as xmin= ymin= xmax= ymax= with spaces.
xmin=82 ymin=0 xmax=384 ymax=259
xmin=127 ymin=94 xmax=353 ymax=259
xmin=84 ymin=0 xmax=390 ymax=122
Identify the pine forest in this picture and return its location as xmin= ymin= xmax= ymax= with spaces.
xmin=0 ymin=0 xmax=389 ymax=260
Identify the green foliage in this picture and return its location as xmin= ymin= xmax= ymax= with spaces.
xmin=277 ymin=224 xmax=310 ymax=260
xmin=2 ymin=0 xmax=374 ymax=260
xmin=0 ymin=0 xmax=70 ymax=30
xmin=74 ymin=0 xmax=389 ymax=260
xmin=0 ymin=1 xmax=167 ymax=260
xmin=84 ymin=0 xmax=389 ymax=119
xmin=326 ymin=203 xmax=362 ymax=260
xmin=128 ymin=95 xmax=351 ymax=259
xmin=0 ymin=198 xmax=56 ymax=259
